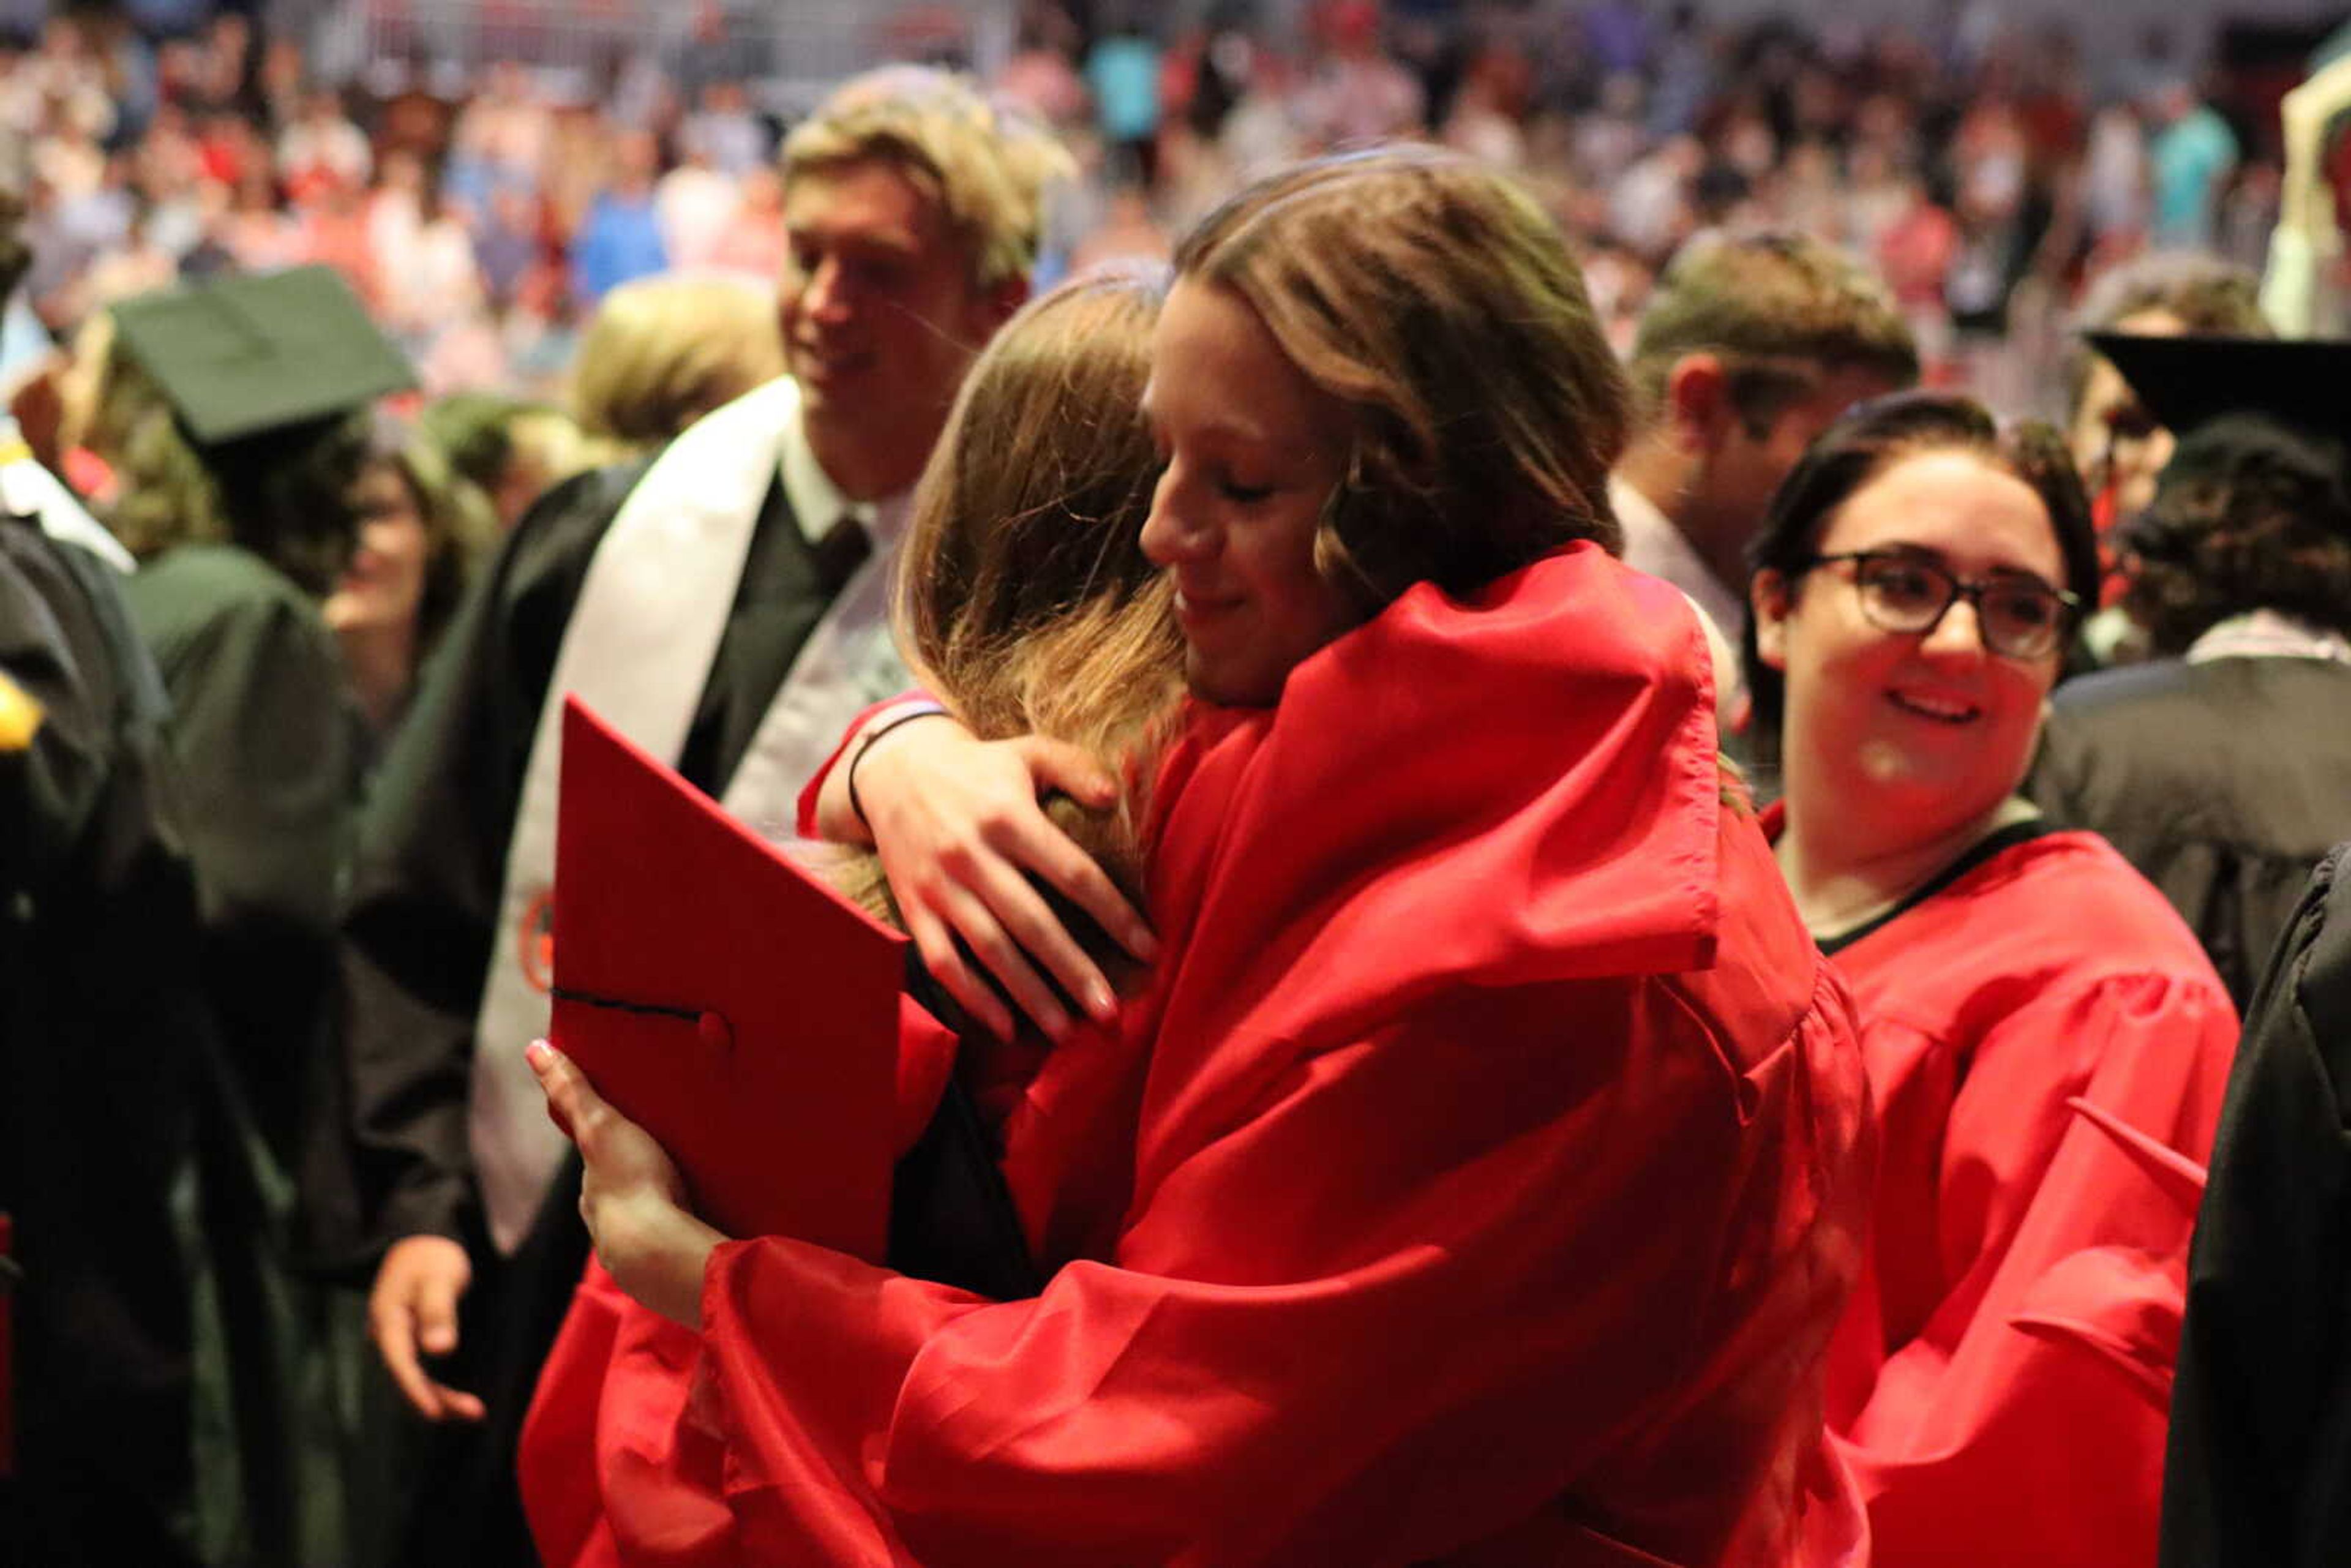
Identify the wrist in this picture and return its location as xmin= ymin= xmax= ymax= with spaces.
xmin=845 ymin=700 xmax=951 ymax=831
xmin=602 ymin=1191 xmax=722 ymax=1330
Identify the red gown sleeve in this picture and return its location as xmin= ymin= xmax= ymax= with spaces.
xmin=539 ymin=548 xmax=1871 ymax=1567
xmin=790 ymin=693 xmax=931 ymax=841
xmin=520 ymin=999 xmax=961 ymax=1568
xmin=520 ymin=1259 xmax=633 ymax=1568
xmin=697 ymin=974 xmax=1833 ymax=1567
xmin=1832 ymin=970 xmax=2236 ymax=1568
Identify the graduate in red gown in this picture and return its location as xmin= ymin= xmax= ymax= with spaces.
xmin=1742 ymin=392 xmax=2239 ymax=1568
xmin=525 ymin=149 xmax=1875 ymax=1567
xmin=519 ymin=263 xmax=1180 ymax=1568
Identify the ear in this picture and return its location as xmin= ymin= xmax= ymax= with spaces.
xmin=1665 ymin=352 xmax=1730 ymax=449
xmin=1750 ymin=567 xmax=1793 ymax=672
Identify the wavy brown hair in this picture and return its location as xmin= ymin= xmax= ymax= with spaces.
xmin=1171 ymin=145 xmax=1630 ymax=611
xmin=2120 ymin=414 xmax=2351 ymax=655
xmin=838 ymin=265 xmax=1182 ymax=948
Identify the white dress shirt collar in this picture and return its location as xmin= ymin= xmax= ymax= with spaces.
xmin=1609 ymin=472 xmax=1746 ymax=647
xmin=775 ymin=393 xmax=913 ymax=549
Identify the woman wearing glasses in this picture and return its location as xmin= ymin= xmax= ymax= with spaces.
xmin=1742 ymin=392 xmax=2237 ymax=1568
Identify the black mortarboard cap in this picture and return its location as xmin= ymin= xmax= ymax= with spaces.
xmin=109 ymin=265 xmax=414 ymax=447
xmin=2088 ymin=331 xmax=2351 ymax=451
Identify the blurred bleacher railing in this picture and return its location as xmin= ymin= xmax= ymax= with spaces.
xmin=286 ymin=0 xmax=1014 ymax=112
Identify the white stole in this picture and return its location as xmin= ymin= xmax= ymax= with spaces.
xmin=1 ymin=418 xmax=135 ymax=571
xmin=467 ymin=377 xmax=908 ymax=1251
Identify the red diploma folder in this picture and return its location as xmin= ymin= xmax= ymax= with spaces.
xmin=550 ymin=697 xmax=900 ymax=1258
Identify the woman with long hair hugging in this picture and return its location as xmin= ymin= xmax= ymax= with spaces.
xmin=520 ymin=261 xmax=1178 ymax=1566
xmin=527 ymin=149 xmax=1875 ymax=1567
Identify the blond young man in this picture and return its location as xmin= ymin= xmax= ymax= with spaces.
xmin=337 ymin=67 xmax=1065 ymax=1564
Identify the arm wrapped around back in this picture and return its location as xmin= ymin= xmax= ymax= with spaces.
xmin=525 ymin=545 xmax=1877 ymax=1567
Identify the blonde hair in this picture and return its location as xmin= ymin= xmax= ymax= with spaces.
xmin=1173 ymin=146 xmax=1630 ymax=610
xmin=54 ymin=307 xmax=116 ymax=459
xmin=839 ymin=265 xmax=1181 ymax=942
xmin=504 ymin=408 xmax=593 ymax=495
xmin=568 ymin=273 xmax=786 ymax=452
xmin=782 ymin=65 xmax=1073 ymax=296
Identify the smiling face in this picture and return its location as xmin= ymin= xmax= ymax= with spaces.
xmin=1752 ymin=447 xmax=2065 ymax=843
xmin=326 ymin=457 xmax=429 ymax=635
xmin=1138 ymin=278 xmax=1362 ymax=708
xmin=778 ymin=158 xmax=998 ymax=448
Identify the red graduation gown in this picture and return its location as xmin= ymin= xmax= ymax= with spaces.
xmin=1807 ymin=825 xmax=2238 ymax=1568
xmin=522 ymin=544 xmax=1874 ymax=1567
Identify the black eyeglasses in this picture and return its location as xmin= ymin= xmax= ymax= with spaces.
xmin=1801 ymin=550 xmax=2080 ymax=659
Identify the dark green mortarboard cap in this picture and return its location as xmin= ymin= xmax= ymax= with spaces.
xmin=110 ymin=264 xmax=414 ymax=446
xmin=2088 ymin=331 xmax=2351 ymax=451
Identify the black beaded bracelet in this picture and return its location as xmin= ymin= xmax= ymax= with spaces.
xmin=846 ymin=702 xmax=950 ymax=830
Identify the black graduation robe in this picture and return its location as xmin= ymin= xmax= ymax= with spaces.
xmin=336 ymin=454 xmax=858 ymax=1566
xmin=2160 ymin=842 xmax=2351 ymax=1567
xmin=1 ymin=516 xmax=206 ymax=1567
xmin=2030 ymin=656 xmax=2351 ymax=1008
xmin=120 ymin=539 xmax=370 ymax=1567
xmin=121 ymin=542 xmax=367 ymax=1166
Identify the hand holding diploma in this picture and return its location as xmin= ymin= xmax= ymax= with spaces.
xmin=541 ymin=700 xmax=900 ymax=1258
xmin=527 ymin=1038 xmax=721 ymax=1330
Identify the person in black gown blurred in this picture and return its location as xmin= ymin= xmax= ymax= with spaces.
xmin=2031 ymin=334 xmax=2351 ymax=1007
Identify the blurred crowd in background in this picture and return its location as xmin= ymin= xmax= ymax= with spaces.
xmin=2 ymin=0 xmax=2343 ymax=423
xmin=9 ymin=5 xmax=2351 ymax=1565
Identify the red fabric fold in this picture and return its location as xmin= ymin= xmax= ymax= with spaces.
xmin=792 ymin=694 xmax=931 ymax=842
xmin=1812 ymin=827 xmax=2237 ymax=1568
xmin=527 ymin=545 xmax=1875 ymax=1566
xmin=520 ymin=1259 xmax=631 ymax=1568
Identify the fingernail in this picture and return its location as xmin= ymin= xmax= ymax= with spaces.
xmin=525 ymin=1039 xmax=552 ymax=1068
xmin=1086 ymin=980 xmax=1118 ymax=1022
xmin=1132 ymin=928 xmax=1160 ymax=962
